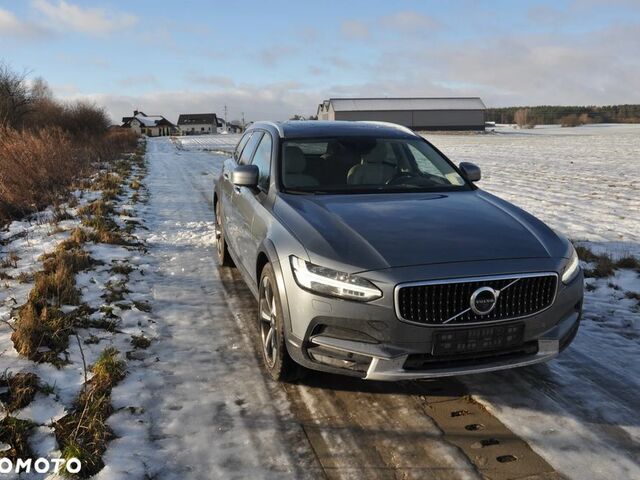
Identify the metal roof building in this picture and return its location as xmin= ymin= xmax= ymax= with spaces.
xmin=316 ymin=97 xmax=487 ymax=131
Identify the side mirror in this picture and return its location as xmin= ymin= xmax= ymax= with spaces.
xmin=231 ymin=165 xmax=259 ymax=188
xmin=459 ymin=162 xmax=481 ymax=182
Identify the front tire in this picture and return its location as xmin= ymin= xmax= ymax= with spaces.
xmin=215 ymin=201 xmax=233 ymax=267
xmin=258 ymin=263 xmax=297 ymax=381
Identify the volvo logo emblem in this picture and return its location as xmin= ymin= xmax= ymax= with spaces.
xmin=470 ymin=287 xmax=499 ymax=315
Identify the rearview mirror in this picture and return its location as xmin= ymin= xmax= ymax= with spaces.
xmin=232 ymin=165 xmax=259 ymax=188
xmin=459 ymin=162 xmax=481 ymax=182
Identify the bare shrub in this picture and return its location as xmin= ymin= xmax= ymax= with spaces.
xmin=514 ymin=108 xmax=536 ymax=128
xmin=0 ymin=127 xmax=81 ymax=223
xmin=560 ymin=114 xmax=582 ymax=127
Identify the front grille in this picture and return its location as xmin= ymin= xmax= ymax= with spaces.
xmin=396 ymin=274 xmax=557 ymax=325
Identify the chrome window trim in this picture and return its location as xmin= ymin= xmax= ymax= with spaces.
xmin=394 ymin=272 xmax=559 ymax=327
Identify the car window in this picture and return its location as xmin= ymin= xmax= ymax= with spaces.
xmin=406 ymin=144 xmax=465 ymax=186
xmin=239 ymin=131 xmax=263 ymax=165
xmin=281 ymin=137 xmax=468 ymax=193
xmin=234 ymin=133 xmax=252 ymax=161
xmin=251 ymin=133 xmax=272 ymax=192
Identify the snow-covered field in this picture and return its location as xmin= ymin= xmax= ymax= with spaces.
xmin=1 ymin=124 xmax=638 ymax=479
xmin=427 ymin=124 xmax=640 ymax=480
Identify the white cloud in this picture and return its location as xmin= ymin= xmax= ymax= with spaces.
xmin=184 ymin=73 xmax=236 ymax=88
xmin=341 ymin=20 xmax=369 ymax=40
xmin=379 ymin=11 xmax=440 ymax=31
xmin=56 ymin=82 xmax=319 ymax=124
xmin=117 ymin=74 xmax=159 ymax=88
xmin=0 ymin=7 xmax=49 ymax=38
xmin=31 ymin=0 xmax=137 ymax=35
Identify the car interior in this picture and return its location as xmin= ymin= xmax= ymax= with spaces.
xmin=281 ymin=138 xmax=463 ymax=191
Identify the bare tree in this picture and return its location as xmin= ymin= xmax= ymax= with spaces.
xmin=30 ymin=76 xmax=53 ymax=102
xmin=0 ymin=63 xmax=32 ymax=128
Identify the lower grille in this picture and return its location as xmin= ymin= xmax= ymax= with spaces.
xmin=396 ymin=273 xmax=557 ymax=326
xmin=403 ymin=341 xmax=539 ymax=370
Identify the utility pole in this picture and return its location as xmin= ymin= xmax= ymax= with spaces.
xmin=223 ymin=104 xmax=228 ymax=133
xmin=241 ymin=112 xmax=245 ymax=128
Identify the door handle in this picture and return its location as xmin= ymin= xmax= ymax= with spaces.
xmin=223 ymin=172 xmax=229 ymax=179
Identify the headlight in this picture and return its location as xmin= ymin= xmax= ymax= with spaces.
xmin=562 ymin=248 xmax=580 ymax=284
xmin=290 ymin=256 xmax=382 ymax=302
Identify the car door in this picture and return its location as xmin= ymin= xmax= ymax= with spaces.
xmin=233 ymin=131 xmax=273 ymax=282
xmin=219 ymin=132 xmax=253 ymax=255
xmin=228 ymin=132 xmax=263 ymax=265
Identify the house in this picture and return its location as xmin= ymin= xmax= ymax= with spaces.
xmin=177 ymin=113 xmax=218 ymax=135
xmin=227 ymin=121 xmax=243 ymax=133
xmin=316 ymin=97 xmax=487 ymax=131
xmin=121 ymin=110 xmax=174 ymax=137
xmin=216 ymin=117 xmax=226 ymax=133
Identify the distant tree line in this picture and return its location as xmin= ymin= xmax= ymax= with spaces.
xmin=487 ymin=104 xmax=640 ymax=128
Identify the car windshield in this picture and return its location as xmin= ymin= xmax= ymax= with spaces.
xmin=280 ymin=137 xmax=469 ymax=194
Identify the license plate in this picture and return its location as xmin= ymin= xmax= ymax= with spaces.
xmin=432 ymin=323 xmax=525 ymax=356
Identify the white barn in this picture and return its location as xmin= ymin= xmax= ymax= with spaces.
xmin=317 ymin=97 xmax=487 ymax=131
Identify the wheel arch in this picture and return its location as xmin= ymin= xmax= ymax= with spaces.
xmin=256 ymin=239 xmax=294 ymax=344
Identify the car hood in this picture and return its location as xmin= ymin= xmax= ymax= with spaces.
xmin=274 ymin=190 xmax=569 ymax=272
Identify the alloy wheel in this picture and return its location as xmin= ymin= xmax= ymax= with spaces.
xmin=260 ymin=275 xmax=278 ymax=368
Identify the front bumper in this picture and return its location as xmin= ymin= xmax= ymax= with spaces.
xmin=280 ymin=258 xmax=583 ymax=381
xmin=307 ymin=309 xmax=580 ymax=380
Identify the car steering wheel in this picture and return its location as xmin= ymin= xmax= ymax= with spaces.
xmin=386 ymin=173 xmax=415 ymax=185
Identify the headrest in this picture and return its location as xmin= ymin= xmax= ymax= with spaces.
xmin=285 ymin=146 xmax=306 ymax=173
xmin=325 ymin=141 xmax=342 ymax=156
xmin=363 ymin=143 xmax=387 ymax=164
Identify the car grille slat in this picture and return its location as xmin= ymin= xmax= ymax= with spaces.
xmin=397 ymin=274 xmax=557 ymax=325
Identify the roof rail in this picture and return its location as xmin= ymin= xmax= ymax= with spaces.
xmin=251 ymin=121 xmax=284 ymax=137
xmin=356 ymin=121 xmax=417 ymax=137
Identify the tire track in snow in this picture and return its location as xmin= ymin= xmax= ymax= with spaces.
xmin=141 ymin=138 xmax=321 ymax=479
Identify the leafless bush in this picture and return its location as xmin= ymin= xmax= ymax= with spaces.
xmin=514 ymin=108 xmax=536 ymax=128
xmin=0 ymin=127 xmax=80 ymax=222
xmin=561 ymin=113 xmax=592 ymax=127
xmin=0 ymin=63 xmax=32 ymax=128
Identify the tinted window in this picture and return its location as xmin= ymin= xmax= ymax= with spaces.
xmin=234 ymin=133 xmax=252 ymax=161
xmin=281 ymin=137 xmax=468 ymax=193
xmin=251 ymin=133 xmax=273 ymax=191
xmin=239 ymin=131 xmax=263 ymax=165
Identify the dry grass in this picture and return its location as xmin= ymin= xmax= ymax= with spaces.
xmin=0 ymin=127 xmax=138 ymax=228
xmin=0 ymin=251 xmax=20 ymax=269
xmin=576 ymin=245 xmax=640 ymax=278
xmin=0 ymin=372 xmax=38 ymax=412
xmin=110 ymin=263 xmax=134 ymax=275
xmin=130 ymin=335 xmax=150 ymax=349
xmin=11 ymin=303 xmax=73 ymax=363
xmin=0 ymin=416 xmax=36 ymax=462
xmin=11 ymin=244 xmax=97 ymax=363
xmin=54 ymin=347 xmax=125 ymax=478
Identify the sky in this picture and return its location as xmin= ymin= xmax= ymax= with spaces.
xmin=1 ymin=0 xmax=639 ymax=124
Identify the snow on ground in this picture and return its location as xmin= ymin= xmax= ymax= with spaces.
xmin=176 ymin=125 xmax=640 ymax=479
xmin=136 ymin=138 xmax=317 ymax=479
xmin=0 ymin=154 xmax=158 ymax=479
xmin=1 ymin=125 xmax=638 ymax=478
xmin=425 ymin=124 xmax=640 ymax=480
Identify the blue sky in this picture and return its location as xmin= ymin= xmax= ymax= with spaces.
xmin=1 ymin=0 xmax=639 ymax=123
